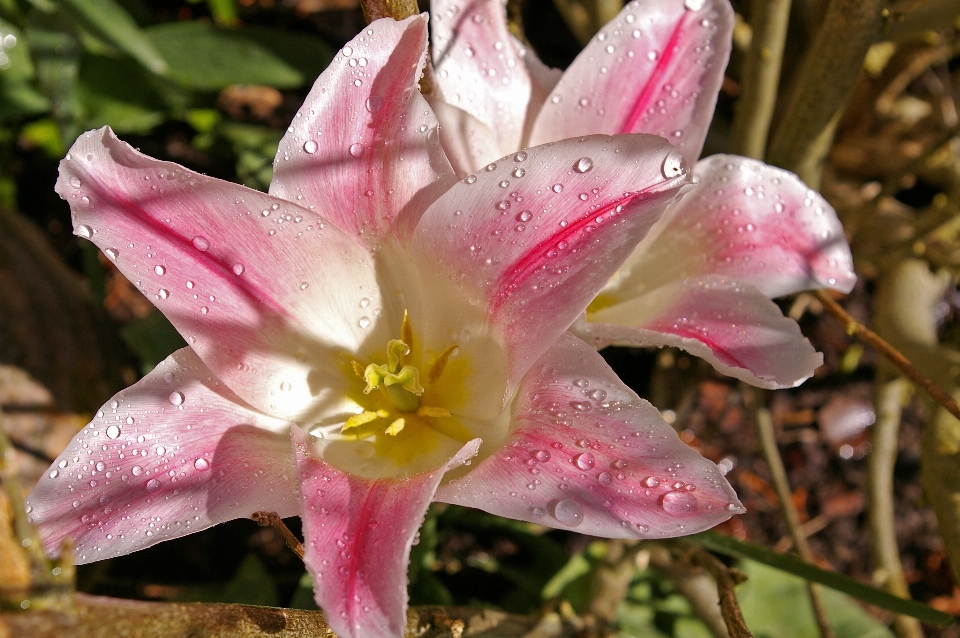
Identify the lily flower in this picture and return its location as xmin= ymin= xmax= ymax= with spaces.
xmin=27 ymin=15 xmax=743 ymax=638
xmin=429 ymin=0 xmax=857 ymax=388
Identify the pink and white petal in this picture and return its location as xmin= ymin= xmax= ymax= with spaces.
xmin=515 ymin=36 xmax=563 ymax=146
xmin=58 ymin=128 xmax=384 ymax=422
xmin=605 ymin=155 xmax=856 ymax=302
xmin=429 ymin=98 xmax=503 ymax=177
xmin=293 ymin=427 xmax=479 ymax=638
xmin=414 ymin=134 xmax=690 ymax=394
xmin=271 ymin=16 xmax=456 ymax=248
xmin=589 ymin=277 xmax=824 ymax=388
xmin=26 ymin=348 xmax=297 ymax=563
xmin=528 ymin=0 xmax=733 ymax=165
xmin=431 ymin=0 xmax=532 ymax=156
xmin=435 ymin=333 xmax=742 ymax=537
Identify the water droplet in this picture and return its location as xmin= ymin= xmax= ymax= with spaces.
xmin=574 ymin=157 xmax=594 ymax=173
xmin=647 ymin=49 xmax=658 ymax=59
xmin=280 ymin=381 xmax=292 ymax=392
xmin=232 ymin=263 xmax=245 ymax=275
xmin=95 ymin=461 xmax=106 ymax=472
xmin=105 ymin=425 xmax=121 ymax=439
xmin=194 ymin=458 xmax=209 ymax=471
xmin=365 ymin=96 xmax=383 ymax=113
xmin=534 ymin=450 xmax=551 ymax=462
xmin=58 ymin=460 xmax=68 ymax=469
xmin=514 ymin=151 xmax=527 ymax=162
xmin=465 ymin=175 xmax=477 ymax=184
xmin=485 ymin=162 xmax=497 ymax=171
xmin=661 ymin=151 xmax=686 ymax=178
xmin=512 ymin=167 xmax=525 ymax=178
xmin=553 ymin=499 xmax=583 ymax=527
xmin=158 ymin=289 xmax=170 ymax=299
xmin=684 ymin=0 xmax=705 ymax=8
xmin=169 ymin=392 xmax=184 ymax=406
xmin=358 ymin=316 xmax=371 ymax=329
xmin=342 ymin=45 xmax=353 ymax=56
xmin=642 ymin=476 xmax=660 ymax=487
xmin=146 ymin=478 xmax=161 ymax=493
xmin=574 ymin=453 xmax=595 ymax=470
xmin=192 ymin=236 xmax=209 ymax=251
xmin=154 ymin=265 xmax=166 ymax=276
xmin=552 ymin=184 xmax=563 ymax=193
xmin=303 ymin=140 xmax=319 ymax=154
xmin=530 ymin=507 xmax=546 ymax=517
xmin=105 ymin=248 xmax=119 ymax=261
xmin=598 ymin=472 xmax=613 ymax=486
xmin=516 ymin=210 xmax=532 ymax=222
xmin=349 ymin=143 xmax=364 ymax=158
xmin=69 ymin=176 xmax=82 ymax=188
xmin=49 ymin=469 xmax=59 ymax=478
xmin=77 ymin=225 xmax=92 ymax=238
xmin=156 ymin=446 xmax=166 ymax=456
xmin=496 ymin=200 xmax=511 ymax=211
xmin=660 ymin=490 xmax=698 ymax=513
xmin=300 ymin=282 xmax=309 ymax=290
xmin=131 ymin=465 xmax=144 ymax=477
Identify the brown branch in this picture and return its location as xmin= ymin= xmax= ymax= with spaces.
xmin=814 ymin=290 xmax=960 ymax=422
xmin=685 ymin=546 xmax=753 ymax=638
xmin=252 ymin=512 xmax=304 ymax=560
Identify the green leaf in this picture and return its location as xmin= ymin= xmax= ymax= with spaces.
xmin=0 ymin=79 xmax=50 ymax=119
xmin=688 ymin=532 xmax=955 ymax=627
xmin=0 ymin=19 xmax=35 ymax=81
xmin=58 ymin=0 xmax=167 ymax=74
xmin=19 ymin=117 xmax=62 ymax=155
xmin=206 ymin=0 xmax=237 ymax=27
xmin=120 ymin=309 xmax=187 ymax=374
xmin=144 ymin=22 xmax=302 ymax=91
xmin=737 ymin=560 xmax=893 ymax=638
xmin=26 ymin=18 xmax=82 ymax=143
xmin=217 ymin=554 xmax=279 ymax=607
xmin=289 ymin=572 xmax=318 ymax=610
xmin=542 ymin=552 xmax=591 ymax=599
xmin=77 ymin=53 xmax=164 ymax=132
xmin=241 ymin=26 xmax=332 ymax=86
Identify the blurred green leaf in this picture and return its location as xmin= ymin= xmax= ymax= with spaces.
xmin=737 ymin=560 xmax=893 ymax=638
xmin=77 ymin=53 xmax=164 ymax=132
xmin=542 ymin=552 xmax=590 ymax=599
xmin=186 ymin=108 xmax=220 ymax=134
xmin=58 ymin=0 xmax=167 ymax=74
xmin=217 ymin=554 xmax=280 ymax=606
xmin=0 ymin=78 xmax=49 ymax=119
xmin=120 ymin=309 xmax=187 ymax=374
xmin=20 ymin=117 xmax=62 ymax=155
xmin=0 ymin=19 xmax=35 ymax=80
xmin=218 ymin=122 xmax=281 ymax=190
xmin=241 ymin=26 xmax=333 ymax=86
xmin=27 ymin=18 xmax=81 ymax=143
xmin=689 ymin=532 xmax=954 ymax=626
xmin=206 ymin=0 xmax=237 ymax=27
xmin=144 ymin=22 xmax=302 ymax=91
xmin=290 ymin=572 xmax=318 ymax=610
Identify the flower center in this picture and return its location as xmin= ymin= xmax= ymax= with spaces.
xmin=341 ymin=312 xmax=461 ymax=442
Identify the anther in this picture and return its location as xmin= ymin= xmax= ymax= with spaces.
xmin=428 ymin=345 xmax=458 ymax=384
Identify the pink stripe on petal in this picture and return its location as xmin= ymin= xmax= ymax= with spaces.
xmin=415 ymin=134 xmax=689 ymax=390
xmin=436 ymin=333 xmax=742 ymax=536
xmin=271 ymin=16 xmax=455 ymax=248
xmin=293 ymin=427 xmax=479 ymax=638
xmin=431 ymin=0 xmax=532 ymax=155
xmin=57 ymin=128 xmax=380 ymax=421
xmin=529 ymin=0 xmax=733 ymax=165
xmin=589 ymin=277 xmax=824 ymax=388
xmin=26 ymin=348 xmax=297 ymax=563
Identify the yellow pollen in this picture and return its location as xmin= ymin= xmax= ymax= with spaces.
xmin=428 ymin=345 xmax=458 ymax=384
xmin=351 ymin=360 xmax=365 ymax=379
xmin=385 ymin=418 xmax=405 ymax=436
xmin=416 ymin=406 xmax=451 ymax=418
xmin=342 ymin=409 xmax=390 ymax=432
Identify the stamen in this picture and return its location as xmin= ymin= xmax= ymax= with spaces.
xmin=428 ymin=345 xmax=458 ymax=384
xmin=417 ymin=406 xmax=452 ymax=418
xmin=386 ymin=339 xmax=410 ymax=373
xmin=385 ymin=418 xmax=405 ymax=436
xmin=342 ymin=409 xmax=389 ymax=432
xmin=401 ymin=310 xmax=413 ymax=363
xmin=351 ymin=360 xmax=365 ymax=379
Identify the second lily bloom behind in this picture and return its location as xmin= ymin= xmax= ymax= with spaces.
xmin=429 ymin=0 xmax=857 ymax=388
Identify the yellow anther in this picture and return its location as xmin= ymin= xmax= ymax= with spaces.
xmin=386 ymin=339 xmax=410 ymax=373
xmin=401 ymin=310 xmax=413 ymax=362
xmin=428 ymin=345 xmax=458 ymax=384
xmin=417 ymin=406 xmax=452 ymax=418
xmin=385 ymin=418 xmax=405 ymax=436
xmin=351 ymin=360 xmax=365 ymax=379
xmin=363 ymin=364 xmax=385 ymax=394
xmin=342 ymin=409 xmax=389 ymax=432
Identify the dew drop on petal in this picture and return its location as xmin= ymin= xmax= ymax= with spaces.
xmin=661 ymin=151 xmax=686 ymax=178
xmin=642 ymin=476 xmax=660 ymax=488
xmin=192 ymin=236 xmax=209 ymax=251
xmin=105 ymin=425 xmax=121 ymax=439
xmin=530 ymin=507 xmax=546 ymax=518
xmin=76 ymin=225 xmax=92 ymax=238
xmin=512 ymin=167 xmax=525 ymax=178
xmin=514 ymin=151 xmax=527 ymax=162
xmin=598 ymin=471 xmax=613 ymax=486
xmin=683 ymin=0 xmax=705 ymax=9
xmin=365 ymin=96 xmax=383 ymax=113
xmin=157 ymin=289 xmax=170 ymax=299
xmin=131 ymin=465 xmax=144 ymax=477
xmin=194 ymin=458 xmax=210 ymax=471
xmin=232 ymin=263 xmax=245 ymax=275
xmin=552 ymin=183 xmax=563 ymax=193
xmin=154 ymin=265 xmax=166 ymax=276
xmin=574 ymin=453 xmax=595 ymax=470
xmin=49 ymin=469 xmax=59 ymax=479
xmin=146 ymin=478 xmax=161 ymax=493
xmin=69 ymin=176 xmax=82 ymax=188
xmin=553 ymin=499 xmax=583 ymax=527
xmin=349 ymin=143 xmax=365 ymax=158
xmin=303 ymin=140 xmax=319 ymax=154
xmin=534 ymin=450 xmax=551 ymax=462
xmin=660 ymin=490 xmax=698 ymax=514
xmin=358 ymin=316 xmax=371 ymax=329
xmin=574 ymin=157 xmax=593 ymax=173
xmin=169 ymin=392 xmax=184 ymax=406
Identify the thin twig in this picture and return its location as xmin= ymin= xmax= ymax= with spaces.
xmin=814 ymin=290 xmax=960 ymax=422
xmin=685 ymin=545 xmax=753 ymax=638
xmin=647 ymin=543 xmax=730 ymax=638
xmin=252 ymin=512 xmax=304 ymax=560
xmin=742 ymin=387 xmax=836 ymax=638
xmin=869 ymin=378 xmax=924 ymax=638
xmin=730 ymin=0 xmax=793 ymax=159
